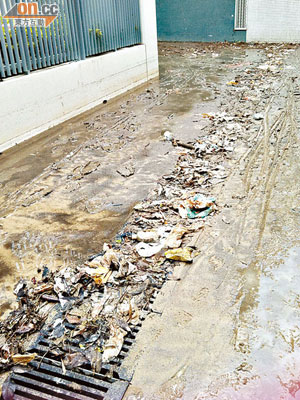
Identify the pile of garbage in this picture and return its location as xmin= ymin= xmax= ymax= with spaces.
xmin=0 ymin=135 xmax=222 ymax=381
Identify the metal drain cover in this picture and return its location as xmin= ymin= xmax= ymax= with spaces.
xmin=2 ymin=293 xmax=155 ymax=400
xmin=6 ymin=327 xmax=142 ymax=400
xmin=10 ymin=353 xmax=129 ymax=400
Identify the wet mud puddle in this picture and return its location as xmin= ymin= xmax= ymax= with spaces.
xmin=0 ymin=44 xmax=248 ymax=318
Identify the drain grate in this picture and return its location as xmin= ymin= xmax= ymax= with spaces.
xmin=4 ymin=290 xmax=159 ymax=400
xmin=6 ymin=325 xmax=143 ymax=400
xmin=6 ymin=309 xmax=154 ymax=399
xmin=11 ymin=352 xmax=130 ymax=400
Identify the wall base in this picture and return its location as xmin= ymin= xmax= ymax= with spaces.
xmin=0 ymin=44 xmax=159 ymax=153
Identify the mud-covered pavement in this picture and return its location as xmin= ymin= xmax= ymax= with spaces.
xmin=0 ymin=42 xmax=244 ymax=317
xmin=123 ymin=46 xmax=300 ymax=399
xmin=1 ymin=43 xmax=300 ymax=399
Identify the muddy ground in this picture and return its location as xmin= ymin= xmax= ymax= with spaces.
xmin=0 ymin=42 xmax=241 ymax=316
xmin=1 ymin=42 xmax=300 ymax=399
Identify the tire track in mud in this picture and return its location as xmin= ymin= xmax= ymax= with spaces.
xmin=232 ymin=78 xmax=299 ymax=356
xmin=235 ymin=81 xmax=294 ymax=250
xmin=257 ymin=89 xmax=295 ymax=247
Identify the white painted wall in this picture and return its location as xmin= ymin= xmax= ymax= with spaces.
xmin=139 ymin=0 xmax=159 ymax=79
xmin=0 ymin=0 xmax=159 ymax=153
xmin=247 ymin=0 xmax=300 ymax=43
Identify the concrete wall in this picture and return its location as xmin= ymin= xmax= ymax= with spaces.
xmin=156 ymin=0 xmax=246 ymax=42
xmin=0 ymin=0 xmax=159 ymax=153
xmin=140 ymin=0 xmax=159 ymax=77
xmin=247 ymin=0 xmax=300 ymax=43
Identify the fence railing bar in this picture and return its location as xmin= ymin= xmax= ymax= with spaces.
xmin=51 ymin=0 xmax=63 ymax=63
xmin=110 ymin=0 xmax=117 ymax=51
xmin=97 ymin=0 xmax=105 ymax=53
xmin=115 ymin=0 xmax=122 ymax=50
xmin=136 ymin=0 xmax=141 ymax=43
xmin=4 ymin=0 xmax=23 ymax=73
xmin=84 ymin=0 xmax=92 ymax=56
xmin=47 ymin=0 xmax=59 ymax=64
xmin=111 ymin=0 xmax=118 ymax=50
xmin=37 ymin=0 xmax=54 ymax=65
xmin=133 ymin=0 xmax=137 ymax=44
xmin=135 ymin=0 xmax=139 ymax=44
xmin=122 ymin=0 xmax=127 ymax=48
xmin=0 ymin=18 xmax=12 ymax=75
xmin=110 ymin=0 xmax=117 ymax=50
xmin=73 ymin=0 xmax=85 ymax=60
xmin=118 ymin=0 xmax=123 ymax=49
xmin=135 ymin=0 xmax=140 ymax=44
xmin=97 ymin=0 xmax=104 ymax=54
xmin=127 ymin=0 xmax=132 ymax=46
xmin=92 ymin=0 xmax=99 ymax=55
xmin=22 ymin=0 xmax=37 ymax=69
xmin=133 ymin=0 xmax=137 ymax=43
xmin=90 ymin=0 xmax=97 ymax=55
xmin=34 ymin=0 xmax=48 ymax=66
xmin=0 ymin=13 xmax=17 ymax=74
xmin=57 ymin=6 xmax=68 ymax=62
xmin=41 ymin=25 xmax=51 ymax=66
xmin=80 ymin=0 xmax=90 ymax=57
xmin=99 ymin=0 xmax=107 ymax=52
xmin=0 ymin=50 xmax=6 ymax=78
xmin=49 ymin=18 xmax=59 ymax=63
xmin=101 ymin=0 xmax=109 ymax=52
xmin=20 ymin=26 xmax=32 ymax=70
xmin=63 ymin=0 xmax=75 ymax=61
xmin=14 ymin=0 xmax=32 ymax=71
xmin=68 ymin=0 xmax=83 ymax=60
xmin=31 ymin=26 xmax=42 ymax=68
xmin=57 ymin=4 xmax=69 ymax=62
xmin=120 ymin=0 xmax=126 ymax=49
xmin=84 ymin=0 xmax=90 ymax=56
xmin=35 ymin=22 xmax=47 ymax=67
xmin=45 ymin=25 xmax=55 ymax=64
xmin=133 ymin=0 xmax=137 ymax=45
xmin=26 ymin=26 xmax=38 ymax=69
xmin=13 ymin=25 xmax=28 ymax=72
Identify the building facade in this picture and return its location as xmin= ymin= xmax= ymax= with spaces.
xmin=156 ymin=0 xmax=300 ymax=43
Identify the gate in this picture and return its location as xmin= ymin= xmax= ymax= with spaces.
xmin=0 ymin=0 xmax=142 ymax=79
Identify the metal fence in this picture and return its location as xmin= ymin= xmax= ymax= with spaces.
xmin=0 ymin=0 xmax=141 ymax=79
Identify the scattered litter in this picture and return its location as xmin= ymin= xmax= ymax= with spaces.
xmin=173 ymin=140 xmax=194 ymax=150
xmin=253 ymin=113 xmax=264 ymax=120
xmin=102 ymin=324 xmax=127 ymax=363
xmin=164 ymin=131 xmax=174 ymax=141
xmin=227 ymin=80 xmax=239 ymax=86
xmin=165 ymin=247 xmax=194 ymax=262
xmin=11 ymin=354 xmax=37 ymax=365
xmin=117 ymin=164 xmax=135 ymax=177
xmin=164 ymin=226 xmax=188 ymax=249
xmin=222 ymin=216 xmax=231 ymax=225
xmin=132 ymin=230 xmax=159 ymax=243
xmin=178 ymin=194 xmax=216 ymax=219
xmin=72 ymin=161 xmax=100 ymax=180
xmin=84 ymin=265 xmax=112 ymax=285
xmin=136 ymin=242 xmax=163 ymax=257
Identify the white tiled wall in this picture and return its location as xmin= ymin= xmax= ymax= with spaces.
xmin=247 ymin=0 xmax=300 ymax=42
